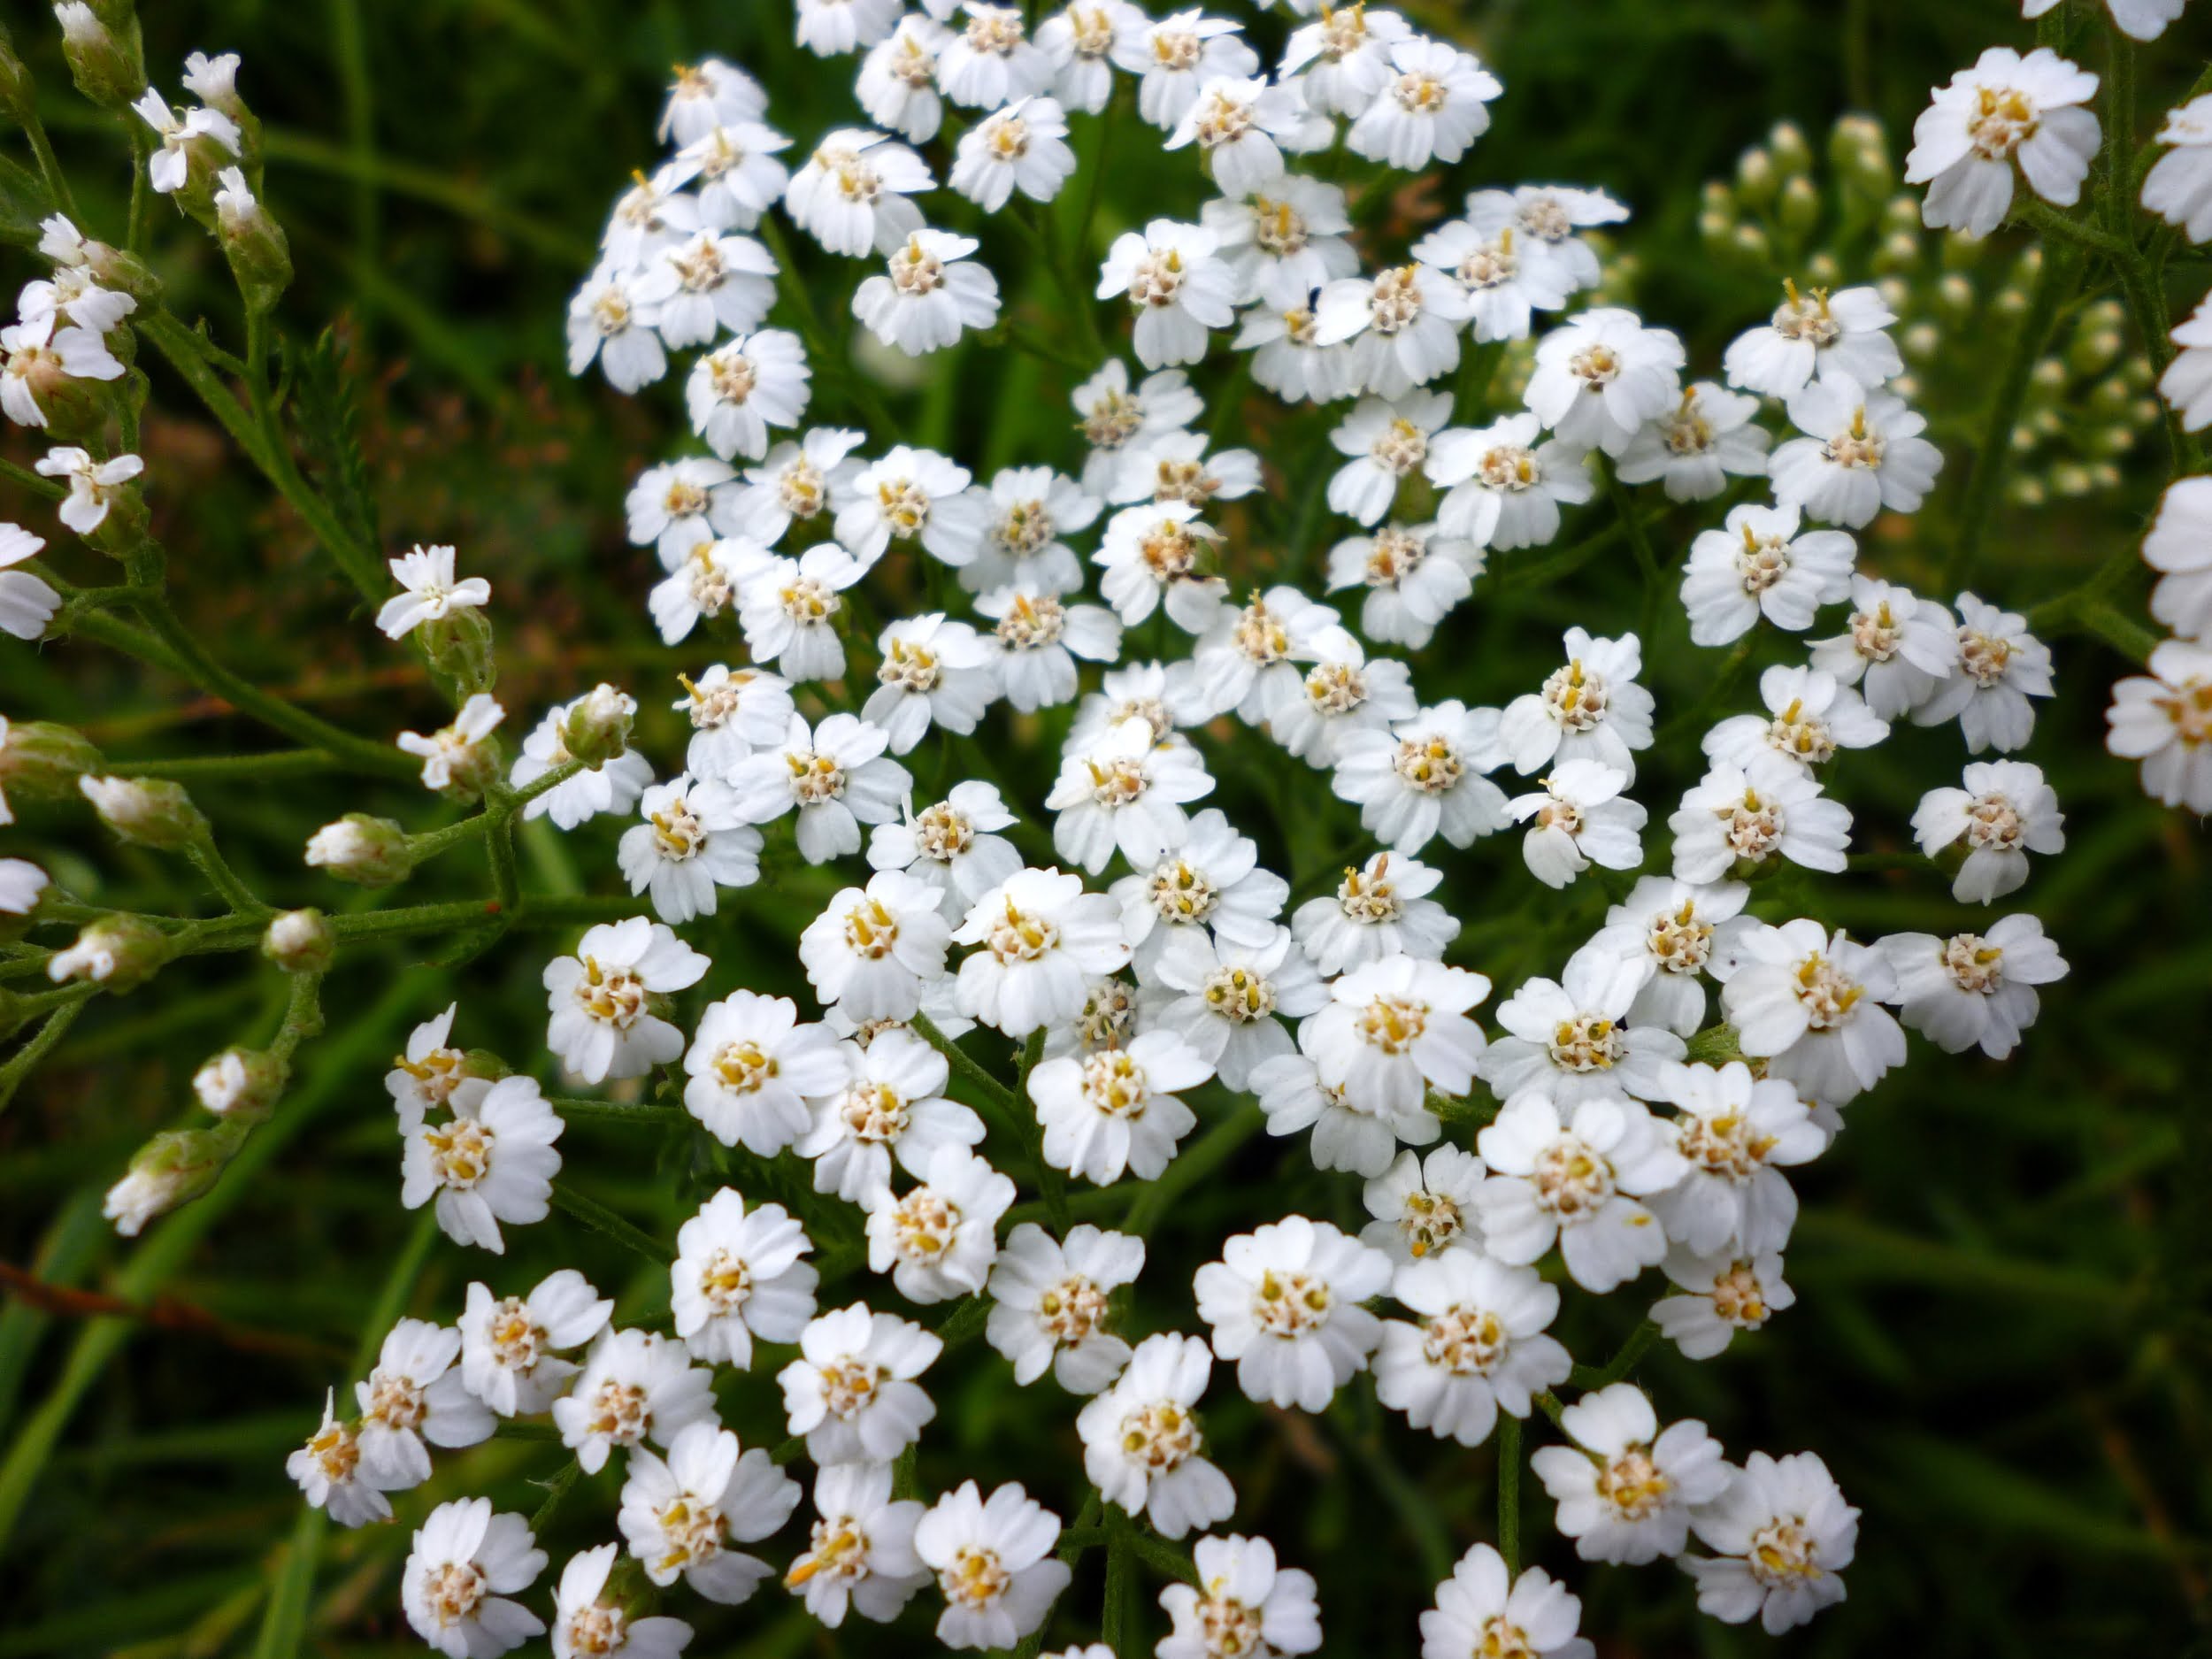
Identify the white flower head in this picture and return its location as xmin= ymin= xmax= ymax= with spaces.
xmin=1418 ymin=1543 xmax=1594 ymax=1659
xmin=1347 ymin=38 xmax=1502 ymax=170
xmin=1911 ymin=592 xmax=2054 ymax=753
xmin=288 ymin=1390 xmax=397 ymax=1529
xmin=686 ymin=328 xmax=812 ymax=462
xmin=1193 ymin=1215 xmax=1392 ymax=1411
xmin=683 ymin=990 xmax=850 ymax=1155
xmin=2145 ymin=94 xmax=2212 ymax=242
xmin=1375 ymin=1252 xmax=1571 ymax=1447
xmin=1652 ymin=1245 xmax=1796 ymax=1360
xmin=1158 ymin=1533 xmax=1322 ymax=1659
xmin=1650 ymin=1059 xmax=1825 ymax=1256
xmin=1525 ymin=307 xmax=1686 ymax=458
xmin=616 ymin=1420 xmax=800 ymax=1604
xmin=1148 ymin=924 xmax=1326 ymax=1090
xmin=856 ymin=230 xmax=1002 ymax=355
xmin=542 ymin=917 xmax=710 ymax=1084
xmin=1722 ymin=918 xmax=1906 ymax=1110
xmin=618 ymin=773 xmax=761 ymax=924
xmin=672 ymin=1187 xmax=818 ymax=1368
xmin=1685 ymin=1451 xmax=1858 ymax=1633
xmin=353 ymin=1317 xmax=495 ymax=1492
xmin=780 ymin=1302 xmax=942 ymax=1464
xmin=552 ymin=1328 xmax=718 ymax=1475
xmin=1498 ymin=627 xmax=1654 ymax=780
xmin=1808 ymin=576 xmax=1958 ymax=718
xmin=914 ymin=1481 xmax=1072 ymax=1651
xmin=1905 ymin=47 xmax=2101 ymax=235
xmin=1116 ymin=10 xmax=1260 ymax=131
xmin=400 ymin=1498 xmax=548 ymax=1659
xmin=34 ymin=445 xmax=142 ymax=535
xmin=1361 ymin=1145 xmax=1488 ymax=1264
xmin=1326 ymin=521 xmax=1481 ymax=649
xmin=1670 ymin=752 xmax=1853 ymax=884
xmin=953 ymin=864 xmax=1133 ymax=1036
xmin=1476 ymin=1093 xmax=1689 ymax=1292
xmin=1038 ymin=1 xmax=1148 ymax=114
xmin=1770 ymin=373 xmax=1944 ymax=527
xmin=864 ymin=1144 xmax=1016 ymax=1303
xmin=1293 ymin=849 xmax=1459 ymax=976
xmin=785 ymin=127 xmax=933 ymax=256
xmin=1031 ymin=1025 xmax=1214 ymax=1184
xmin=552 ymin=1544 xmax=695 ymax=1659
xmin=951 ymin=96 xmax=1079 ymax=210
xmin=2107 ymin=639 xmax=2212 ymax=811
xmin=1202 ymin=175 xmax=1358 ymax=311
xmin=1703 ymin=663 xmax=1891 ymax=776
xmin=1097 ymin=219 xmax=1240 ymax=369
xmin=1077 ymin=1332 xmax=1236 ymax=1538
xmin=1332 ymin=700 xmax=1511 ymax=855
xmin=1911 ymin=759 xmax=2064 ymax=903
xmin=1530 ymin=1383 xmax=1730 ymax=1564
xmin=400 ymin=1076 xmax=564 ymax=1255
xmin=798 ymin=1028 xmax=983 ymax=1203
xmin=1313 ymin=264 xmax=1472 ymax=399
xmin=986 ymin=1222 xmax=1145 ymax=1391
xmin=726 ymin=710 xmax=912 ymax=864
xmin=1680 ymin=503 xmax=1856 ymax=645
xmin=459 ymin=1269 xmax=612 ymax=1417
xmin=1724 ymin=280 xmax=1902 ymax=398
xmin=1507 ymin=758 xmax=1647 ymax=891
xmin=1879 ymin=913 xmax=2068 ymax=1059
xmin=784 ymin=1463 xmax=931 ymax=1626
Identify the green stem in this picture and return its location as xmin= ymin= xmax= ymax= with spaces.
xmin=1569 ymin=1319 xmax=1660 ymax=1391
xmin=1601 ymin=460 xmax=1663 ymax=640
xmin=550 ymin=1180 xmax=671 ymax=1264
xmin=548 ymin=1095 xmax=688 ymax=1126
xmin=1013 ymin=1026 xmax=1068 ymax=1232
xmin=911 ymin=1011 xmax=1021 ymax=1118
xmin=1497 ymin=1414 xmax=1523 ymax=1576
xmin=185 ymin=836 xmax=269 ymax=917
xmin=103 ymin=749 xmax=342 ymax=780
xmin=0 ymin=1003 xmax=88 ymax=1114
xmin=19 ymin=104 xmax=78 ymax=223
xmin=1125 ymin=1101 xmax=1263 ymax=1237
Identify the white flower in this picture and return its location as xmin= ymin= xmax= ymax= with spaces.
xmin=1038 ymin=1 xmax=1146 ymax=113
xmin=386 ymin=1004 xmax=469 ymax=1129
xmin=1499 ymin=628 xmax=1654 ymax=780
xmin=1770 ymin=373 xmax=1944 ymax=526
xmin=1279 ymin=4 xmax=1415 ymax=117
xmin=786 ymin=128 xmax=932 ymax=256
xmin=1236 ymin=301 xmax=1357 ymax=405
xmin=1360 ymin=1145 xmax=1486 ymax=1263
xmin=683 ymin=991 xmax=849 ymax=1155
xmin=1194 ymin=1215 xmax=1391 ymax=1410
xmin=401 ymin=1076 xmax=563 ymax=1255
xmin=1704 ymin=664 xmax=1890 ymax=775
xmin=915 ymin=1481 xmax=1072 ymax=1650
xmin=288 ymin=1391 xmax=398 ymax=1528
xmin=860 ymin=16 xmax=953 ymax=141
xmin=1419 ymin=1544 xmax=1592 ymax=1659
xmin=1097 ymin=219 xmax=1240 ymax=369
xmin=551 ymin=1545 xmax=693 ymax=1659
xmin=780 ymin=1302 xmax=942 ymax=1464
xmin=1112 ymin=806 xmax=1288 ymax=979
xmin=729 ymin=544 xmax=857 ymax=680
xmin=1149 ymin=925 xmax=1327 ymax=1089
xmin=1808 ymin=576 xmax=1958 ymax=718
xmin=1166 ymin=75 xmax=1305 ymax=195
xmin=953 ymin=865 xmax=1133 ymax=1036
xmin=634 ymin=230 xmax=778 ymax=349
xmin=1176 ymin=586 xmax=1352 ymax=724
xmin=1308 ymin=953 xmax=1490 ymax=1118
xmin=1480 ymin=952 xmax=1686 ymax=1108
xmin=354 ymin=1318 xmax=494 ymax=1491
xmin=731 ymin=427 xmax=866 ymax=546
xmin=671 ymin=1188 xmax=818 ymax=1368
xmin=1202 ymin=176 xmax=1358 ymax=311
xmin=1724 ymin=280 xmax=1902 ymax=397
xmin=837 ymin=444 xmax=990 ymax=566
xmin=658 ymin=56 xmax=765 ymax=144
xmin=1578 ymin=876 xmax=1755 ymax=1038
xmin=628 ymin=458 xmax=737 ymax=569
xmin=864 ymin=1146 xmax=1015 ymax=1302
xmin=1722 ymin=919 xmax=1906 ymax=1109
xmin=869 ymin=782 xmax=1025 ymax=919
xmin=1031 ymin=1026 xmax=1214 ymax=1183
xmin=398 ymin=695 xmax=505 ymax=796
xmin=799 ymin=1029 xmax=983 ymax=1202
xmin=1879 ymin=914 xmax=2067 ymax=1059
xmin=785 ymin=1463 xmax=930 ymax=1626
xmin=797 ymin=0 xmax=904 ymax=56
xmin=1425 ymin=412 xmax=1594 ymax=550
xmin=1680 ymin=503 xmax=1855 ymax=645
xmin=1413 ymin=199 xmax=1578 ymax=344
xmin=511 ymin=695 xmax=656 ymax=830
xmin=132 ymin=88 xmax=242 ymax=195
xmin=2145 ymin=95 xmax=2212 ymax=242
xmin=1073 ymin=359 xmax=1205 ymax=495
xmin=1615 ymin=382 xmax=1770 ymax=502
xmin=34 ymin=445 xmax=142 ymax=535
xmin=1911 ymin=760 xmax=2064 ymax=903
xmin=618 ymin=1421 xmax=799 ymax=1604
xmin=1071 ymin=660 xmax=1187 ymax=751
xmin=1670 ymin=752 xmax=1852 ymax=883
xmin=0 ymin=854 xmax=49 ymax=915
xmin=1252 ymin=1034 xmax=1434 ymax=1179
xmin=1159 ymin=1534 xmax=1322 ymax=1659
xmin=552 ymin=1328 xmax=718 ymax=1475
xmin=986 ymin=1222 xmax=1145 ymax=1390
xmin=1911 ymin=592 xmax=2054 ymax=753
xmin=1684 ymin=1452 xmax=1858 ymax=1633
xmin=1328 ymin=390 xmax=1452 ymax=526
xmin=1652 ymin=1246 xmax=1795 ymax=1360
xmin=650 ymin=538 xmax=761 ymax=647
xmin=1048 ymin=715 xmax=1217 ymax=873
xmin=1531 ymin=1384 xmax=1729 ymax=1564
xmin=1905 ymin=47 xmax=2101 ymax=235
xmin=618 ymin=775 xmax=760 ymax=925
xmin=17 ymin=241 xmax=135 ymax=337
xmin=673 ymin=119 xmax=795 ymax=234
xmin=800 ymin=868 xmax=956 ymax=1023
xmin=1508 ymin=759 xmax=1646 ymax=890
xmin=855 ymin=230 xmax=1002 ymax=355
xmin=459 ymin=1269 xmax=611 ymax=1416
xmin=727 ymin=711 xmax=911 ymax=864
xmin=566 ymin=265 xmax=666 ymax=391
xmin=2107 ymin=638 xmax=2212 ymax=810
xmin=1094 ymin=500 xmax=1229 ymax=632
xmin=952 ymin=96 xmax=1078 ymax=210
xmin=1116 ymin=11 xmax=1260 ymax=130
xmin=0 ymin=525 xmax=59 ymax=641
xmin=2164 ymin=295 xmax=2212 ymax=431
xmin=1078 ymin=1333 xmax=1236 ymax=1537
xmin=936 ymin=3 xmax=1051 ymax=108
xmin=1332 ymin=700 xmax=1511 ymax=855
xmin=400 ymin=1499 xmax=546 ymax=1659
xmin=543 ymin=917 xmax=709 ymax=1085
xmin=2145 ymin=474 xmax=2212 ymax=640
xmin=685 ymin=329 xmax=811 ymax=463
xmin=601 ymin=166 xmax=703 ymax=271
xmin=1375 ymin=1253 xmax=1571 ymax=1447
xmin=1348 ymin=38 xmax=1502 ymax=169
xmin=1475 ymin=1094 xmax=1688 ymax=1292
xmin=1108 ymin=429 xmax=1261 ymax=510
xmin=1525 ymin=308 xmax=1686 ymax=459
xmin=1313 ymin=264 xmax=1472 ymax=399
xmin=1651 ymin=1059 xmax=1824 ymax=1256
xmin=1326 ymin=522 xmax=1480 ymax=649
xmin=0 ymin=311 xmax=124 ymax=427
xmin=969 ymin=465 xmax=1100 ymax=595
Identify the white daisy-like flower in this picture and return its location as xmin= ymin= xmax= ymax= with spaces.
xmin=1305 ymin=952 xmax=1490 ymax=1117
xmin=1412 ymin=199 xmax=1578 ymax=344
xmin=1614 ymin=382 xmax=1770 ymax=502
xmin=35 ymin=445 xmax=142 ymax=535
xmin=1419 ymin=1544 xmax=1594 ymax=1659
xmin=1426 ymin=412 xmax=1594 ymax=551
xmin=1161 ymin=1536 xmax=1322 ymax=1659
xmin=1684 ymin=1451 xmax=1858 ymax=1634
xmin=1375 ymin=1252 xmax=1571 ymax=1447
xmin=1148 ymin=924 xmax=1327 ymax=1090
xmin=400 ymin=1498 xmax=547 ymax=1659
xmin=1252 ymin=1029 xmax=1437 ymax=1179
xmin=1048 ymin=715 xmax=1217 ymax=873
xmin=1348 ymin=37 xmax=1502 ymax=169
xmin=1911 ymin=760 xmax=2064 ymax=903
xmin=2163 ymin=295 xmax=2212 ymax=432
xmin=864 ymin=614 xmax=996 ymax=754
xmin=730 ymin=427 xmax=866 ymax=546
xmin=617 ymin=1421 xmax=800 ymax=1604
xmin=1328 ymin=389 xmax=1452 ymax=526
xmin=855 ymin=230 xmax=1002 ymax=355
xmin=1479 ymin=952 xmax=1686 ymax=1108
xmin=1072 ymin=359 xmax=1206 ymax=495
xmin=1279 ymin=3 xmax=1414 ymax=117
xmin=1177 ymin=585 xmax=1357 ymax=724
xmin=780 ymin=1302 xmax=942 ymax=1464
xmin=288 ymin=1391 xmax=399 ymax=1529
xmin=1360 ymin=1145 xmax=1486 ymax=1264
xmin=837 ymin=444 xmax=991 ymax=567
xmin=802 ymin=866 xmax=957 ymax=1023
xmin=1508 ymin=759 xmax=1647 ymax=891
xmin=1031 ymin=1026 xmax=1214 ymax=1184
xmin=1724 ymin=919 xmax=1906 ymax=1110
xmin=935 ymin=3 xmax=1052 ymax=109
xmin=685 ymin=328 xmax=811 ymax=463
xmin=1326 ymin=522 xmax=1481 ymax=649
xmin=1525 ymin=307 xmax=1686 ymax=459
xmin=1577 ymin=876 xmax=1755 ymax=1038
xmin=2107 ymin=638 xmax=2212 ymax=810
xmin=671 ymin=1188 xmax=818 ymax=1368
xmin=726 ymin=711 xmax=911 ymax=864
xmin=979 ymin=586 xmax=1125 ymax=710
xmin=373 ymin=545 xmax=491 ymax=639
xmin=869 ymin=783 xmax=1025 ymax=920
xmin=634 ymin=229 xmax=778 ymax=349
xmin=1094 ymin=499 xmax=1229 ymax=633
xmin=0 ymin=525 xmax=59 ymax=641
xmin=1724 ymin=280 xmax=1903 ymax=397
xmin=0 ymin=311 xmax=126 ymax=428
xmin=658 ymin=57 xmax=765 ymax=145
xmin=1911 ymin=592 xmax=2055 ymax=754
xmin=967 ymin=465 xmax=1099 ymax=595
xmin=1236 ymin=301 xmax=1358 ymax=405
xmin=401 ymin=1076 xmax=564 ymax=1255
xmin=786 ymin=128 xmax=933 ymax=255
xmin=1807 ymin=576 xmax=1958 ymax=718
xmin=1904 ymin=47 xmax=2101 ymax=236
xmin=1703 ymin=664 xmax=1891 ymax=775
xmin=860 ymin=16 xmax=954 ymax=141
xmin=1669 ymin=752 xmax=1853 ymax=884
xmin=551 ymin=1544 xmax=694 ymax=1659
xmin=2143 ymin=475 xmax=2212 ymax=640
xmin=1202 ymin=176 xmax=1359 ymax=311
xmin=1770 ymin=373 xmax=1944 ymax=527
xmin=1108 ymin=428 xmax=1262 ymax=511
xmin=1078 ymin=1332 xmax=1237 ymax=1538
xmin=353 ymin=1318 xmax=494 ymax=1492
xmin=1116 ymin=10 xmax=1260 ymax=130
xmin=1037 ymin=1 xmax=1146 ymax=112
xmin=1071 ymin=659 xmax=1189 ymax=752
xmin=552 ymin=1328 xmax=718 ymax=1475
xmin=397 ymin=694 xmax=506 ymax=797
xmin=731 ymin=543 xmax=860 ymax=680
xmin=1879 ymin=914 xmax=2068 ymax=1059
xmin=1097 ymin=218 xmax=1240 ymax=370
xmin=458 ymin=1269 xmax=611 ymax=1417
xmin=864 ymin=1145 xmax=1015 ymax=1303
xmin=1531 ymin=1384 xmax=1730 ymax=1564
xmin=1194 ymin=1215 xmax=1392 ymax=1411
xmin=567 ymin=264 xmax=666 ymax=390
xmin=683 ymin=991 xmax=850 ymax=1155
xmin=915 ymin=1481 xmax=1072 ymax=1651
xmin=651 ymin=537 xmax=764 ymax=647
xmin=799 ymin=1029 xmax=984 ymax=1203
xmin=542 ymin=917 xmax=709 ymax=1085
xmin=1313 ymin=264 xmax=1473 ymax=399
xmin=1680 ymin=503 xmax=1855 ymax=645
xmin=1166 ymin=75 xmax=1305 ymax=195
xmin=951 ymin=96 xmax=1079 ymax=210
xmin=1499 ymin=627 xmax=1654 ymax=780
xmin=628 ymin=457 xmax=738 ymax=569
xmin=1111 ymin=807 xmax=1288 ymax=980
xmin=784 ymin=1463 xmax=931 ymax=1627
xmin=1475 ymin=1094 xmax=1688 ymax=1292
xmin=618 ymin=774 xmax=761 ymax=925
xmin=985 ymin=1222 xmax=1146 ymax=1391
xmin=131 ymin=87 xmax=242 ymax=194
xmin=669 ymin=119 xmax=794 ymax=233
xmin=1650 ymin=1059 xmax=1824 ymax=1256
xmin=796 ymin=0 xmax=905 ymax=56
xmin=954 ymin=864 xmax=1134 ymax=1035
xmin=511 ymin=693 xmax=657 ymax=831
xmin=1652 ymin=1245 xmax=1795 ymax=1360
xmin=1332 ymin=700 xmax=1511 ymax=855
xmin=2145 ymin=95 xmax=2212 ymax=242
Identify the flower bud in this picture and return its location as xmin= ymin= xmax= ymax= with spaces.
xmin=48 ymin=913 xmax=172 ymax=991
xmin=104 ymin=1122 xmax=246 ymax=1238
xmin=304 ymin=814 xmax=416 ymax=887
xmin=1769 ymin=121 xmax=1811 ymax=178
xmin=52 ymin=2 xmax=144 ymax=111
xmin=79 ymin=774 xmax=207 ymax=849
xmin=214 ymin=167 xmax=292 ymax=312
xmin=560 ymin=683 xmax=636 ymax=766
xmin=1777 ymin=175 xmax=1820 ymax=239
xmin=0 ymin=25 xmax=33 ymax=124
xmin=1734 ymin=147 xmax=1776 ymax=209
xmin=0 ymin=718 xmax=103 ymax=808
xmin=419 ymin=606 xmax=497 ymax=699
xmin=0 ymin=155 xmax=52 ymax=251
xmin=262 ymin=908 xmax=336 ymax=974
xmin=193 ymin=1045 xmax=288 ymax=1122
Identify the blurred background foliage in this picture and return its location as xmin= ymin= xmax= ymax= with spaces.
xmin=4 ymin=1 xmax=2212 ymax=1655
